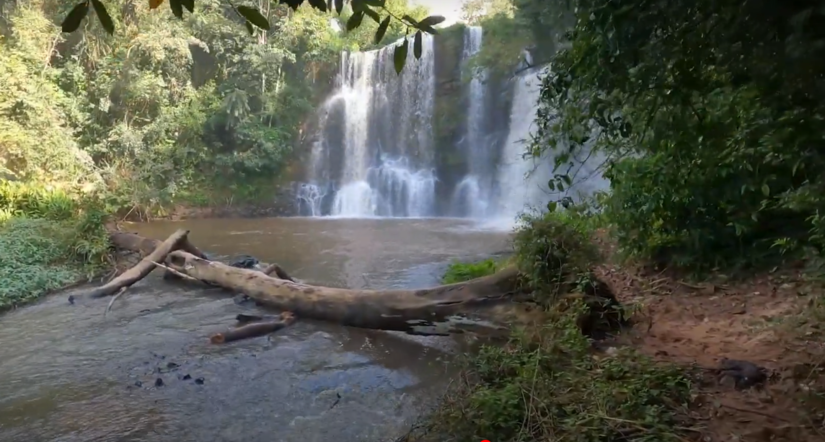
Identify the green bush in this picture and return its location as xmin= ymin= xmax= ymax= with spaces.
xmin=512 ymin=210 xmax=600 ymax=305
xmin=0 ymin=182 xmax=112 ymax=310
xmin=442 ymin=258 xmax=500 ymax=284
xmin=425 ymin=301 xmax=694 ymax=442
xmin=0 ymin=181 xmax=77 ymax=222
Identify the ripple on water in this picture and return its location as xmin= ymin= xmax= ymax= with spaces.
xmin=0 ymin=217 xmax=510 ymax=442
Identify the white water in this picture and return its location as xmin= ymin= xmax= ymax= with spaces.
xmin=296 ymin=31 xmax=609 ymax=223
xmin=322 ymin=35 xmax=437 ymax=217
xmin=490 ymin=68 xmax=554 ymax=227
xmin=452 ymin=26 xmax=493 ymax=219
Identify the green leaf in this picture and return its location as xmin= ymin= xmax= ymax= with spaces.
xmin=402 ymin=14 xmax=418 ymax=26
xmin=180 ymin=0 xmax=194 ymax=13
xmin=761 ymin=183 xmax=770 ymax=196
xmin=237 ymin=5 xmax=270 ymax=30
xmin=245 ymin=20 xmax=254 ymax=35
xmin=307 ymin=0 xmax=326 ymax=12
xmin=280 ymin=0 xmax=304 ymax=10
xmin=547 ymin=201 xmax=558 ymax=212
xmin=90 ymin=0 xmax=114 ymax=34
xmin=418 ymin=15 xmax=445 ymax=27
xmin=346 ymin=11 xmax=364 ymax=31
xmin=363 ymin=7 xmax=380 ymax=23
xmin=362 ymin=0 xmax=384 ymax=6
xmin=413 ymin=30 xmax=422 ymax=59
xmin=374 ymin=15 xmax=390 ymax=44
xmin=416 ymin=15 xmax=443 ymax=33
xmin=334 ymin=0 xmax=343 ymax=14
xmin=393 ymin=39 xmax=408 ymax=74
xmin=169 ymin=0 xmax=183 ymax=19
xmin=61 ymin=2 xmax=89 ymax=33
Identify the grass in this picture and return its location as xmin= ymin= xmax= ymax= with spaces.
xmin=442 ymin=258 xmax=500 ymax=284
xmin=418 ymin=211 xmax=697 ymax=442
xmin=0 ymin=209 xmax=110 ymax=311
xmin=419 ymin=301 xmax=695 ymax=442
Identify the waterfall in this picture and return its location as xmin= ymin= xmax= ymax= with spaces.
xmin=451 ymin=26 xmax=494 ymax=219
xmin=490 ymin=68 xmax=553 ymax=223
xmin=303 ymin=34 xmax=437 ymax=218
xmin=295 ymin=28 xmax=609 ymax=223
xmin=489 ymin=66 xmax=610 ymax=227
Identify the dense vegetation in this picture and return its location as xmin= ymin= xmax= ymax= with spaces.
xmin=526 ymin=0 xmax=825 ymax=274
xmin=0 ymin=0 xmax=430 ymax=217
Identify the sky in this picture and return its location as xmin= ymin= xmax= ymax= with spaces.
xmin=409 ymin=0 xmax=464 ymax=25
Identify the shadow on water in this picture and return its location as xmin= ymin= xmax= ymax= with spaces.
xmin=0 ymin=217 xmax=510 ymax=442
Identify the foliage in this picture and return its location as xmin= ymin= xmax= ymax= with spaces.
xmin=59 ymin=0 xmax=445 ymax=73
xmin=460 ymin=0 xmax=531 ymax=79
xmin=0 ymin=214 xmax=110 ymax=311
xmin=1 ymin=0 xmax=439 ymax=217
xmin=0 ymin=180 xmax=115 ymax=310
xmin=512 ymin=210 xmax=600 ymax=304
xmin=424 ymin=300 xmax=694 ymax=442
xmin=524 ymin=0 xmax=825 ymax=273
xmin=442 ymin=258 xmax=499 ymax=284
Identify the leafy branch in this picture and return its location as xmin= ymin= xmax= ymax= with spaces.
xmin=60 ymin=0 xmax=446 ymax=72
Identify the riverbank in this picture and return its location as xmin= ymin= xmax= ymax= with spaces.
xmin=414 ymin=218 xmax=825 ymax=442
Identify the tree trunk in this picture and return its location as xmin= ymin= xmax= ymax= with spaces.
xmin=88 ymin=229 xmax=192 ymax=298
xmin=165 ymin=251 xmax=521 ymax=336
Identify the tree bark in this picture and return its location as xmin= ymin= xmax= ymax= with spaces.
xmin=210 ymin=312 xmax=296 ymax=344
xmin=88 ymin=229 xmax=192 ymax=298
xmin=165 ymin=250 xmax=521 ymax=336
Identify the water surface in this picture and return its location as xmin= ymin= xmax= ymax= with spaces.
xmin=0 ymin=217 xmax=510 ymax=442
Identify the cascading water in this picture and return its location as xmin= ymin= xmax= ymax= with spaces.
xmin=451 ymin=26 xmax=494 ymax=218
xmin=295 ymin=27 xmax=609 ymax=223
xmin=302 ymin=34 xmax=437 ymax=218
xmin=490 ymin=67 xmax=554 ymax=224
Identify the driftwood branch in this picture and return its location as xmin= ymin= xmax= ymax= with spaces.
xmin=210 ymin=312 xmax=296 ymax=344
xmin=87 ymin=229 xmax=191 ymax=298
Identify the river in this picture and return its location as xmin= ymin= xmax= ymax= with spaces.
xmin=0 ymin=217 xmax=511 ymax=442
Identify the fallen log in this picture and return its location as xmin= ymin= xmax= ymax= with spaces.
xmin=166 ymin=250 xmax=521 ymax=336
xmin=210 ymin=312 xmax=296 ymax=344
xmin=88 ymin=229 xmax=191 ymax=298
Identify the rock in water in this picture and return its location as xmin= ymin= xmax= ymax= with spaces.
xmin=229 ymin=255 xmax=259 ymax=269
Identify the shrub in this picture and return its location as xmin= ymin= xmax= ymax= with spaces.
xmin=424 ymin=301 xmax=694 ymax=442
xmin=512 ymin=210 xmax=600 ymax=305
